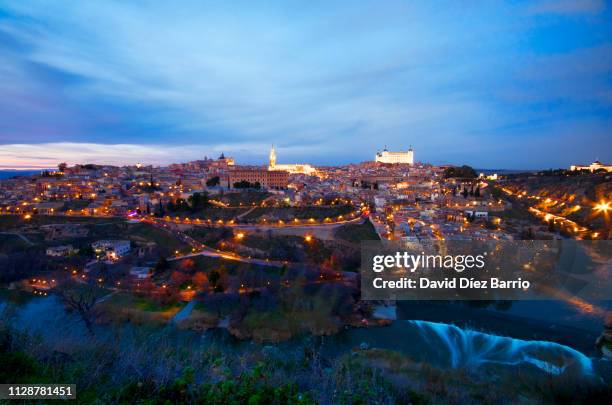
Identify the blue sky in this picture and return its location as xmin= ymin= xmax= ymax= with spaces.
xmin=0 ymin=0 xmax=610 ymax=169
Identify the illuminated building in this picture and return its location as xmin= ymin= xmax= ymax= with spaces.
xmin=375 ymin=146 xmax=414 ymax=164
xmin=227 ymin=168 xmax=288 ymax=189
xmin=92 ymin=239 xmax=131 ymax=260
xmin=46 ymin=245 xmax=76 ymax=257
xmin=217 ymin=152 xmax=235 ymax=166
xmin=268 ymin=145 xmax=317 ymax=176
xmin=570 ymin=160 xmax=612 ymax=173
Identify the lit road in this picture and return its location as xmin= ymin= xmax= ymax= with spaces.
xmin=168 ymin=249 xmax=290 ymax=268
xmin=143 ymin=218 xmax=297 ymax=268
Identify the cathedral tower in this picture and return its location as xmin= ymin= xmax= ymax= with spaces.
xmin=269 ymin=145 xmax=277 ymax=168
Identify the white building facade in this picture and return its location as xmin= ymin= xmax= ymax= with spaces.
xmin=268 ymin=145 xmax=317 ymax=176
xmin=570 ymin=160 xmax=612 ymax=173
xmin=92 ymin=239 xmax=131 ymax=260
xmin=375 ymin=146 xmax=414 ymax=165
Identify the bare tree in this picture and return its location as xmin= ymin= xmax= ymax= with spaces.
xmin=57 ymin=280 xmax=101 ymax=335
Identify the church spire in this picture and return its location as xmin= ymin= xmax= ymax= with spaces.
xmin=269 ymin=145 xmax=276 ymax=167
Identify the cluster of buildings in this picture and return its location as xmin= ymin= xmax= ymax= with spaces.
xmin=222 ymin=145 xmax=318 ymax=189
xmin=309 ymin=162 xmax=511 ymax=241
xmin=46 ymin=239 xmax=131 ymax=261
xmin=1 ymin=142 xmax=532 ymax=243
xmin=0 ymin=145 xmax=418 ymax=217
xmin=225 ymin=145 xmax=414 ymax=190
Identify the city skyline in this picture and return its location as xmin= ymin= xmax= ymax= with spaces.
xmin=1 ymin=0 xmax=611 ymax=169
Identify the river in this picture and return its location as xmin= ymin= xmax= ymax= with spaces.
xmin=1 ymin=289 xmax=610 ymax=382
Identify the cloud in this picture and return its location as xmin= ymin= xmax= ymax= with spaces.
xmin=0 ymin=1 xmax=610 ymax=168
xmin=0 ymin=142 xmax=244 ymax=168
xmin=0 ymin=2 xmax=498 ymax=148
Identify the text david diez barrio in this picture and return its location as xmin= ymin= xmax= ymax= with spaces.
xmin=371 ymin=251 xmax=529 ymax=291
xmin=360 ymin=240 xmax=612 ymax=300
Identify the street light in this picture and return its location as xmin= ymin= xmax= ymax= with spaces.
xmin=594 ymin=201 xmax=610 ymax=214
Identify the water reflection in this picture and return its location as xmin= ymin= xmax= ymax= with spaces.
xmin=1 ymin=290 xmax=609 ymax=380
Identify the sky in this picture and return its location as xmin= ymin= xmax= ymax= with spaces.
xmin=0 ymin=0 xmax=611 ymax=169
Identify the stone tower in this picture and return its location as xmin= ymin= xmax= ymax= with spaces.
xmin=269 ymin=145 xmax=277 ymax=168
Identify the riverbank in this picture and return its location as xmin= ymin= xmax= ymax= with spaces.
xmin=2 ymin=291 xmax=611 ymax=403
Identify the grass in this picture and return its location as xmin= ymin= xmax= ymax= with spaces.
xmin=242 ymin=309 xmax=286 ymax=330
xmin=175 ymin=307 xmax=220 ymax=330
xmin=0 ymin=288 xmax=37 ymax=306
xmin=0 ymin=220 xmax=192 ymax=257
xmin=166 ymin=204 xmax=356 ymax=223
xmin=98 ymin=292 xmax=185 ymax=325
xmin=169 ymin=255 xmax=282 ymax=276
xmin=237 ymin=304 xmax=342 ymax=342
xmin=0 ymin=214 xmax=123 ymax=231
xmin=0 ymin=234 xmax=31 ymax=254
xmin=242 ymin=205 xmax=354 ymax=222
xmin=166 ymin=207 xmax=249 ymax=221
xmin=121 ymin=223 xmax=190 ymax=255
xmin=334 ymin=220 xmax=379 ymax=243
xmin=185 ymin=226 xmax=233 ymax=246
xmin=219 ymin=191 xmax=272 ymax=206
xmin=239 ymin=234 xmax=304 ymax=260
xmin=133 ymin=296 xmax=184 ymax=312
xmin=2 ymin=322 xmax=609 ymax=405
xmin=192 ymin=299 xmax=238 ymax=319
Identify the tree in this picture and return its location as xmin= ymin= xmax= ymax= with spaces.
xmin=78 ymin=245 xmax=94 ymax=257
xmin=170 ymin=271 xmax=190 ymax=286
xmin=444 ymin=165 xmax=477 ymax=179
xmin=474 ymin=186 xmax=481 ymax=198
xmin=154 ymin=257 xmax=169 ymax=273
xmin=156 ymin=200 xmax=165 ymax=217
xmin=209 ymin=270 xmax=221 ymax=289
xmin=58 ymin=162 xmax=67 ymax=172
xmin=233 ymin=180 xmax=260 ymax=189
xmin=521 ymin=227 xmax=535 ymax=240
xmin=192 ymin=272 xmax=208 ymax=289
xmin=462 ymin=187 xmax=468 ymax=199
xmin=57 ymin=280 xmax=101 ymax=335
xmin=206 ymin=176 xmax=220 ymax=187
xmin=174 ymin=198 xmax=190 ymax=211
xmin=489 ymin=186 xmax=503 ymax=200
xmin=188 ymin=192 xmax=209 ymax=212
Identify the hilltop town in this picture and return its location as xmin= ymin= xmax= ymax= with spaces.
xmin=1 ymin=148 xmax=611 ymax=404
xmin=0 ymin=149 xmax=610 ymax=340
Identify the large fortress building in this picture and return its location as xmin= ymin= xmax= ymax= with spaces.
xmin=570 ymin=160 xmax=612 ymax=173
xmin=375 ymin=146 xmax=414 ymax=164
xmin=268 ymin=145 xmax=317 ymax=176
